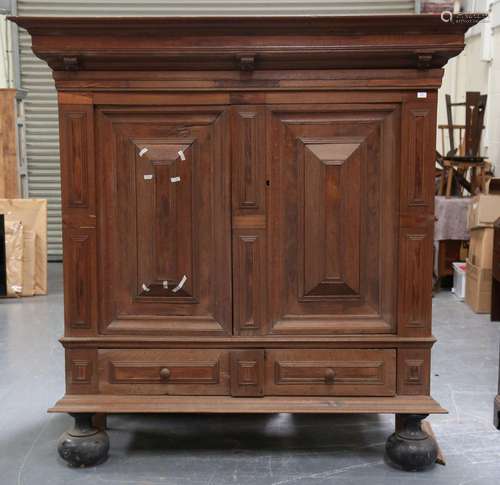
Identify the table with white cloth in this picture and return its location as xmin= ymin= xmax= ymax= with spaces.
xmin=434 ymin=196 xmax=471 ymax=284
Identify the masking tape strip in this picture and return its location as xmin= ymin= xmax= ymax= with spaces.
xmin=139 ymin=147 xmax=148 ymax=157
xmin=178 ymin=150 xmax=186 ymax=161
xmin=162 ymin=280 xmax=169 ymax=289
xmin=141 ymin=283 xmax=151 ymax=292
xmin=172 ymin=275 xmax=187 ymax=293
xmin=171 ymin=176 xmax=181 ymax=183
xmin=144 ymin=174 xmax=153 ymax=180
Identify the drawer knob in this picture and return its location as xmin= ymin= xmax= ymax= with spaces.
xmin=324 ymin=368 xmax=336 ymax=384
xmin=159 ymin=367 xmax=171 ymax=380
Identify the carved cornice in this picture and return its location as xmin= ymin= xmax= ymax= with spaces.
xmin=9 ymin=15 xmax=486 ymax=72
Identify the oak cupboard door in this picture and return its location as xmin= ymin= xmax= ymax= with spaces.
xmin=96 ymin=106 xmax=232 ymax=335
xmin=267 ymin=104 xmax=400 ymax=336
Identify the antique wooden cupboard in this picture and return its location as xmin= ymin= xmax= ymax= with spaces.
xmin=11 ymin=14 xmax=482 ymax=470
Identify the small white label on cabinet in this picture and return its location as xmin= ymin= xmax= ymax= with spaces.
xmin=143 ymin=174 xmax=153 ymax=180
xmin=417 ymin=91 xmax=428 ymax=99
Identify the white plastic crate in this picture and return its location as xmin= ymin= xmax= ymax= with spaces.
xmin=452 ymin=262 xmax=467 ymax=301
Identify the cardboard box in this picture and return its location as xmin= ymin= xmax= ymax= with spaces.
xmin=0 ymin=199 xmax=47 ymax=295
xmin=468 ymin=194 xmax=500 ymax=229
xmin=465 ymin=259 xmax=492 ymax=314
xmin=468 ymin=227 xmax=494 ymax=269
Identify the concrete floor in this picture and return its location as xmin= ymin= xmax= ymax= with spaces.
xmin=1 ymin=263 xmax=500 ymax=485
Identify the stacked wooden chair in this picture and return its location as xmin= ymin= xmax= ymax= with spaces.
xmin=437 ymin=91 xmax=488 ymax=197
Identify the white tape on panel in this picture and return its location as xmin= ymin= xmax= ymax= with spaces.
xmin=172 ymin=275 xmax=187 ymax=293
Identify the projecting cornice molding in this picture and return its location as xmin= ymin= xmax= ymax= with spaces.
xmin=9 ymin=15 xmax=486 ymax=72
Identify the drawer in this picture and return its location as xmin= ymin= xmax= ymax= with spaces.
xmin=265 ymin=349 xmax=396 ymax=396
xmin=98 ymin=349 xmax=230 ymax=395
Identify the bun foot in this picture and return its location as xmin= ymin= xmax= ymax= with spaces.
xmin=385 ymin=414 xmax=438 ymax=471
xmin=57 ymin=413 xmax=109 ymax=467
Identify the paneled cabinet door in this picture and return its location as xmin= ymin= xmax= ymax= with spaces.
xmin=96 ymin=107 xmax=231 ymax=335
xmin=267 ymin=104 xmax=400 ymax=335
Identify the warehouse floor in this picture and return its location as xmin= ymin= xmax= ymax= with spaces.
xmin=1 ymin=263 xmax=500 ymax=485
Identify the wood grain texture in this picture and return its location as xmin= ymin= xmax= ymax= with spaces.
xmin=232 ymin=229 xmax=267 ymax=336
xmin=59 ymin=105 xmax=95 ymax=212
xmin=267 ymin=104 xmax=399 ymax=335
xmin=10 ymin=15 xmax=483 ymax=72
xmin=98 ymin=349 xmax=230 ymax=396
xmin=49 ymin=394 xmax=447 ymax=414
xmin=6 ymin=15 xmax=474 ymax=418
xmin=60 ymin=335 xmax=437 ymax=349
xmin=63 ymin=227 xmax=97 ymax=333
xmin=230 ymin=350 xmax=265 ymax=397
xmin=265 ymin=349 xmax=396 ymax=396
xmin=66 ymin=349 xmax=98 ymax=394
xmin=397 ymin=348 xmax=431 ymax=396
xmin=398 ymin=226 xmax=434 ymax=337
xmin=231 ymin=106 xmax=266 ymax=214
xmin=96 ymin=106 xmax=232 ymax=336
xmin=0 ymin=89 xmax=19 ymax=198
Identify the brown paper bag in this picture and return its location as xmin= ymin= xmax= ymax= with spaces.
xmin=4 ymin=219 xmax=23 ymax=297
xmin=0 ymin=199 xmax=47 ymax=295
xmin=22 ymin=230 xmax=36 ymax=296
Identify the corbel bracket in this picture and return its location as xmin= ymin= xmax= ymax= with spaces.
xmin=416 ymin=53 xmax=433 ymax=70
xmin=238 ymin=55 xmax=256 ymax=71
xmin=63 ymin=56 xmax=80 ymax=71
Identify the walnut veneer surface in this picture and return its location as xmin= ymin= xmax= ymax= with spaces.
xmin=10 ymin=14 xmax=483 ymax=416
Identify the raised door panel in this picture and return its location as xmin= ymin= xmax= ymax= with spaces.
xmin=231 ymin=106 xmax=268 ymax=335
xmin=231 ymin=106 xmax=266 ymax=215
xmin=59 ymin=103 xmax=97 ymax=337
xmin=96 ymin=107 xmax=231 ymax=335
xmin=135 ymin=141 xmax=194 ymax=299
xmin=268 ymin=104 xmax=399 ymax=335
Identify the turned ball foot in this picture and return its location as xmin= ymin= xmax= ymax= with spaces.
xmin=385 ymin=414 xmax=438 ymax=471
xmin=57 ymin=413 xmax=109 ymax=467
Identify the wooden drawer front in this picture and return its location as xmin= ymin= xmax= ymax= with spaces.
xmin=265 ymin=350 xmax=396 ymax=396
xmin=99 ymin=350 xmax=230 ymax=395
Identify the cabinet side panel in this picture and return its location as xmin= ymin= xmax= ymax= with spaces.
xmin=63 ymin=227 xmax=97 ymax=333
xmin=59 ymin=102 xmax=98 ymax=337
xmin=398 ymin=226 xmax=434 ymax=336
xmin=59 ymin=104 xmax=95 ymax=215
xmin=398 ymin=96 xmax=436 ymax=337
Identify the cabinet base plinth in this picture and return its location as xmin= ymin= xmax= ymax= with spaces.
xmin=49 ymin=394 xmax=447 ymax=415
